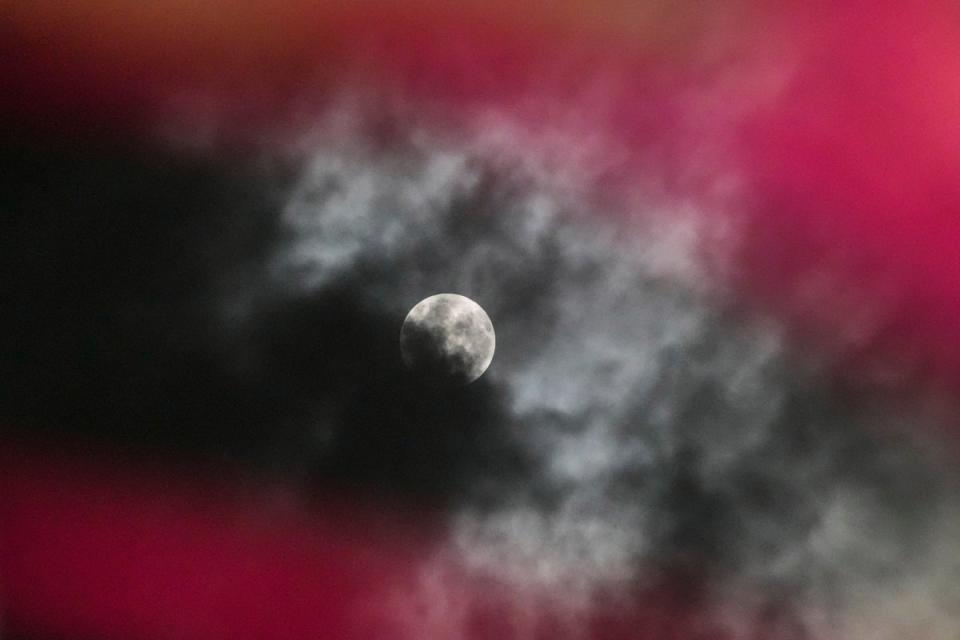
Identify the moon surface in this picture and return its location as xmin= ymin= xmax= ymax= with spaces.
xmin=400 ymin=294 xmax=496 ymax=385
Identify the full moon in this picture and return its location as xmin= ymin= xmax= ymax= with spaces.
xmin=400 ymin=294 xmax=496 ymax=385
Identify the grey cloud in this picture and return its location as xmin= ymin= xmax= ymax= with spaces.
xmin=242 ymin=110 xmax=960 ymax=638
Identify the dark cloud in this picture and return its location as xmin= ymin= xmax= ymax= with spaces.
xmin=4 ymin=105 xmax=960 ymax=638
xmin=0 ymin=133 xmax=530 ymax=507
xmin=258 ymin=116 xmax=960 ymax=637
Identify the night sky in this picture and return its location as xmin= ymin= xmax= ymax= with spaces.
xmin=4 ymin=2 xmax=960 ymax=639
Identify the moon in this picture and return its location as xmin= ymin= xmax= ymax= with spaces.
xmin=400 ymin=294 xmax=496 ymax=385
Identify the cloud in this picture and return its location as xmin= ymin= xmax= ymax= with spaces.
xmin=256 ymin=104 xmax=960 ymax=638
xmin=5 ymin=87 xmax=959 ymax=639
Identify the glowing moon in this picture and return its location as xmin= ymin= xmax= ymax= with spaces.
xmin=400 ymin=294 xmax=495 ymax=385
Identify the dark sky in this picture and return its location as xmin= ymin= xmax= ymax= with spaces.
xmin=0 ymin=133 xmax=529 ymax=507
xmin=6 ymin=3 xmax=960 ymax=635
xmin=4 ymin=111 xmax=959 ymax=640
